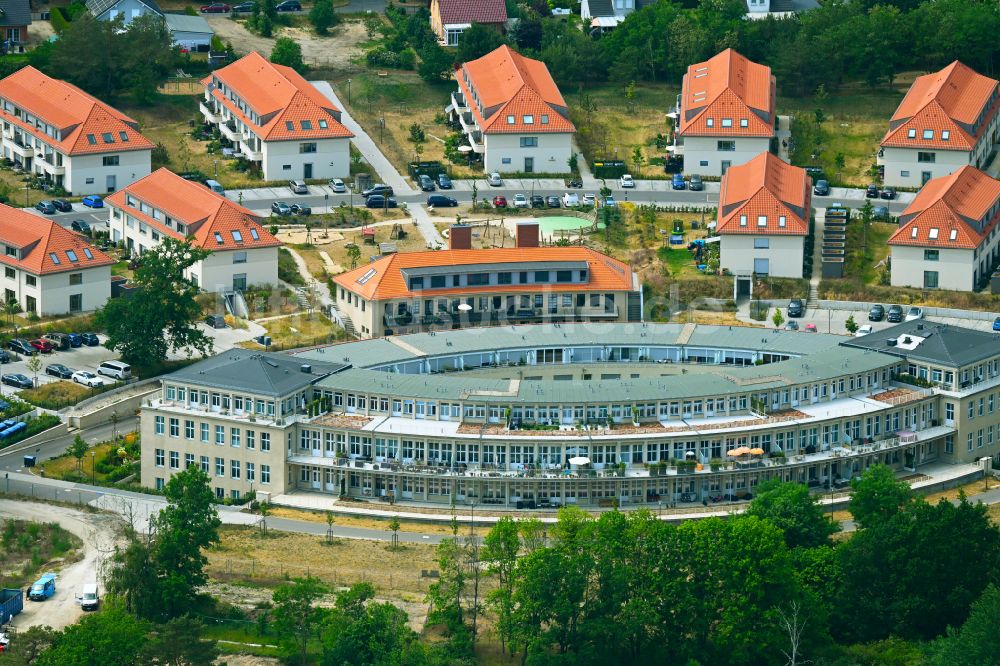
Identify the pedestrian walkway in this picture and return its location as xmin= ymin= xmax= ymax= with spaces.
xmin=807 ymin=208 xmax=827 ymax=311
xmin=282 ymin=246 xmax=335 ymax=313
xmin=310 ymin=81 xmax=415 ymax=194
xmin=409 ymin=204 xmax=445 ymax=248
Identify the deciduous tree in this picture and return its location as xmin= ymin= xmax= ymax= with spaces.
xmin=36 ymin=604 xmax=147 ymax=666
xmin=747 ymin=480 xmax=839 ymax=549
xmin=271 ymin=37 xmax=305 ymax=73
xmin=273 ymin=576 xmax=328 ymax=665
xmin=848 ymin=463 xmax=912 ymax=529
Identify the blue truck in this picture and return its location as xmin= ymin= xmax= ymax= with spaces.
xmin=0 ymin=588 xmax=22 ymax=622
xmin=28 ymin=573 xmax=56 ymax=601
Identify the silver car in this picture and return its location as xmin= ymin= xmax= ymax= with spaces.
xmin=486 ymin=172 xmax=503 ymax=187
xmin=329 ymin=178 xmax=347 ymax=193
xmin=288 ymin=180 xmax=308 ymax=194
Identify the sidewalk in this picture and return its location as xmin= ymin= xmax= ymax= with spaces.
xmin=409 ymin=204 xmax=445 ymax=248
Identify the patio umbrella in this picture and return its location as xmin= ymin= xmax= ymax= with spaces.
xmin=568 ymin=456 xmax=590 ymax=466
xmin=457 ymin=303 xmax=472 ymax=312
xmin=727 ymin=446 xmax=751 ymax=457
xmin=749 ymin=448 xmax=765 ymax=455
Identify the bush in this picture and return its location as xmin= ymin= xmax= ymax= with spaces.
xmin=365 ymin=47 xmax=401 ymax=68
xmin=49 ymin=9 xmax=70 ymax=33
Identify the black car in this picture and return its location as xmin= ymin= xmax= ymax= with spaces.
xmin=865 ymin=185 xmax=879 ymax=199
xmin=362 ymin=184 xmax=393 ymax=198
xmin=35 ymin=201 xmax=56 ymax=214
xmin=7 ymin=339 xmax=34 ymax=355
xmin=437 ymin=173 xmax=453 ymax=189
xmin=787 ymin=299 xmax=804 ymax=318
xmin=52 ymin=199 xmax=72 ymax=212
xmin=813 ymin=180 xmax=830 ymax=196
xmin=70 ymin=219 xmax=91 ymax=234
xmin=45 ymin=363 xmax=73 ymax=379
xmin=880 ymin=187 xmax=896 ymax=200
xmin=80 ymin=333 xmax=100 ymax=346
xmin=275 ymin=0 xmax=300 ymax=9
xmin=530 ymin=195 xmax=545 ymax=208
xmin=205 ymin=314 xmax=228 ymax=329
xmin=418 ymin=175 xmax=436 ymax=192
xmin=887 ymin=304 xmax=904 ymax=323
xmin=365 ymin=195 xmax=397 ymax=208
xmin=546 ymin=195 xmax=561 ymax=208
xmin=290 ymin=204 xmax=311 ymax=216
xmin=868 ymin=304 xmax=885 ymax=321
xmin=427 ymin=194 xmax=458 ymax=207
xmin=232 ymin=0 xmax=254 ymax=9
xmin=1 ymin=374 xmax=31 ymax=389
xmin=0 ymin=349 xmax=10 ymax=364
xmin=688 ymin=174 xmax=704 ymax=191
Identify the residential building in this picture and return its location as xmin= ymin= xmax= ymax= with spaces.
xmin=887 ymin=166 xmax=1000 ymax=291
xmin=879 ymin=61 xmax=1000 ymax=188
xmin=87 ymin=0 xmax=214 ymax=49
xmin=333 ymin=222 xmax=641 ymax=338
xmin=447 ymin=45 xmax=575 ymax=174
xmin=106 ymin=168 xmax=281 ymax=292
xmin=430 ymin=0 xmax=506 ymax=46
xmin=86 ymin=0 xmax=162 ymax=25
xmin=200 ymin=51 xmax=353 ymax=181
xmin=143 ymin=320 xmax=994 ymax=506
xmin=164 ymin=14 xmax=214 ymax=52
xmin=0 ymin=0 xmax=32 ymax=49
xmin=0 ymin=203 xmax=112 ymax=315
xmin=674 ymin=48 xmax=776 ymax=177
xmin=0 ymin=67 xmax=153 ymax=194
xmin=580 ymin=0 xmax=653 ymax=32
xmin=717 ymin=152 xmax=811 ymax=278
xmin=745 ymin=0 xmax=819 ymax=19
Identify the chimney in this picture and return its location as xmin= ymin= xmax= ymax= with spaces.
xmin=450 ymin=224 xmax=472 ymax=250
xmin=516 ymin=222 xmax=539 ymax=248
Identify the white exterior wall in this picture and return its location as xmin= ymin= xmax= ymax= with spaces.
xmin=681 ymin=136 xmax=772 ymax=176
xmin=720 ymin=234 xmax=804 ymax=278
xmin=193 ymin=247 xmax=279 ymax=293
xmin=890 ymin=245 xmax=976 ymax=291
xmin=881 ymin=147 xmax=972 ymax=188
xmin=97 ymin=0 xmax=159 ymax=25
xmin=483 ymin=132 xmax=574 ymax=174
xmin=260 ymin=137 xmax=350 ymax=182
xmin=335 ymin=288 xmax=374 ymax=338
xmin=65 ymin=150 xmax=151 ymax=196
xmin=0 ymin=265 xmax=110 ymax=316
xmin=172 ymin=30 xmax=212 ymax=50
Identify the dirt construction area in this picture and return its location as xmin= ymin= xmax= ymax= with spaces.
xmin=206 ymin=17 xmax=367 ymax=68
xmin=0 ymin=500 xmax=121 ymax=631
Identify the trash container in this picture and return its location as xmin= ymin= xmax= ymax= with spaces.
xmin=23 ymin=455 xmax=35 ymax=468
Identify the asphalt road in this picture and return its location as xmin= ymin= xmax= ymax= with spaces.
xmin=0 ymin=416 xmax=138 ymax=472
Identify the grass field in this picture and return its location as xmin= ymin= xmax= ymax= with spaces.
xmin=252 ymin=313 xmax=346 ymax=350
xmin=19 ymin=380 xmax=99 ymax=410
xmin=0 ymin=519 xmax=82 ymax=588
xmin=843 ymin=220 xmax=896 ymax=285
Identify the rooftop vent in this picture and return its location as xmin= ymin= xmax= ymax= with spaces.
xmin=300 ymin=364 xmax=312 ymax=374
xmin=887 ymin=338 xmax=897 ymax=346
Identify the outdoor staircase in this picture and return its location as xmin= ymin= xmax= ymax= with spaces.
xmin=341 ymin=314 xmax=357 ymax=338
xmin=806 ymin=284 xmax=819 ymax=309
xmin=221 ymin=289 xmax=249 ymax=318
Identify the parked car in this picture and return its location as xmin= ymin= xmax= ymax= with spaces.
xmin=76 ymin=583 xmax=99 ymax=612
xmin=865 ymin=184 xmax=879 ymax=199
xmin=72 ymin=371 xmax=104 ymax=388
xmin=804 ymin=323 xmax=818 ymax=332
xmin=855 ymin=324 xmax=874 ymax=337
xmin=671 ymin=173 xmax=686 ymax=190
xmin=34 ymin=201 xmax=55 ymax=215
xmin=873 ymin=205 xmax=890 ymax=220
xmin=200 ymin=2 xmax=230 ymax=11
xmin=905 ymin=306 xmax=924 ymax=321
xmin=562 ymin=192 xmax=579 ymax=207
xmin=288 ymin=180 xmax=308 ymax=194
xmin=688 ymin=174 xmax=704 ymax=191
xmin=97 ymin=360 xmax=131 ymax=381
xmin=530 ymin=195 xmax=545 ymax=208
xmin=7 ymin=339 xmax=34 ymax=355
xmin=41 ymin=333 xmax=69 ymax=351
xmin=365 ymin=195 xmax=397 ymax=208
xmin=80 ymin=333 xmax=100 ymax=346
xmin=582 ymin=193 xmax=595 ymax=206
xmin=994 ymin=316 xmax=1000 ymax=332
xmin=546 ymin=195 xmax=561 ymax=208
xmin=1 ymin=374 xmax=31 ymax=389
xmin=328 ymin=178 xmax=347 ymax=193
xmin=418 ymin=175 xmax=436 ymax=192
xmin=784 ymin=321 xmax=799 ymax=331
xmin=29 ymin=339 xmax=54 ymax=354
xmin=603 ymin=195 xmax=617 ymax=207
xmin=81 ymin=195 xmax=103 ymax=208
xmin=485 ymin=172 xmax=503 ymax=187
xmin=28 ymin=573 xmax=56 ymax=600
xmin=887 ymin=304 xmax=904 ymax=322
xmin=65 ymin=333 xmax=82 ymax=348
xmin=427 ymin=194 xmax=458 ymax=207
xmin=513 ymin=194 xmax=529 ymax=208
xmin=362 ymin=184 xmax=393 ymax=198
xmin=232 ymin=1 xmax=254 ymax=10
xmin=868 ymin=304 xmax=885 ymax=321
xmin=52 ymin=199 xmax=72 ymax=212
xmin=813 ymin=179 xmax=830 ymax=196
xmin=45 ymin=364 xmax=73 ymax=379
xmin=619 ymin=174 xmax=635 ymax=188
xmin=205 ymin=314 xmax=228 ymax=329
xmin=271 ymin=201 xmax=292 ymax=216
xmin=275 ymin=0 xmax=301 ymax=9
xmin=0 ymin=349 xmax=9 ymax=363
xmin=880 ymin=187 xmax=896 ymax=200
xmin=290 ymin=204 xmax=311 ymax=216
xmin=787 ymin=299 xmax=804 ymax=318
xmin=437 ymin=173 xmax=453 ymax=189
xmin=492 ymin=195 xmax=508 ymax=209
xmin=70 ymin=219 xmax=91 ymax=234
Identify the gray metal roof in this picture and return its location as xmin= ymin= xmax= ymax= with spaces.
xmin=164 ymin=13 xmax=213 ymax=34
xmin=165 ymin=349 xmax=346 ymax=397
xmin=840 ymin=320 xmax=1000 ymax=368
xmin=0 ymin=0 xmax=31 ymax=28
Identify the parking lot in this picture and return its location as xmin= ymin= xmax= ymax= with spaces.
xmin=0 ymin=335 xmax=121 ymax=397
xmin=757 ymin=306 xmax=1000 ymax=336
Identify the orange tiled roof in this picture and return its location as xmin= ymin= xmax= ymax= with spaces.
xmin=717 ymin=153 xmax=810 ymax=235
xmin=205 ymin=52 xmax=353 ymax=142
xmin=678 ymin=49 xmax=775 ymax=138
xmin=105 ymin=168 xmax=281 ymax=252
xmin=881 ymin=61 xmax=999 ymax=151
xmin=888 ymin=166 xmax=1000 ymax=250
xmin=0 ymin=204 xmax=113 ymax=275
xmin=334 ymin=247 xmax=633 ymax=301
xmin=0 ymin=66 xmax=154 ymax=156
xmin=456 ymin=45 xmax=575 ymax=135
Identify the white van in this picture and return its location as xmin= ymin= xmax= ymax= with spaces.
xmin=97 ymin=360 xmax=131 ymax=381
xmin=76 ymin=583 xmax=99 ymax=611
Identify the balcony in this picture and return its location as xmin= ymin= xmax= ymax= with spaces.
xmin=383 ymin=306 xmax=619 ymax=331
xmin=8 ymin=138 xmax=30 ymax=158
xmin=199 ymin=102 xmax=223 ymax=124
xmin=468 ymin=130 xmax=485 ymax=154
xmin=459 ymin=111 xmax=477 ymax=133
xmin=220 ymin=121 xmax=246 ymax=143
xmin=239 ymin=140 xmax=262 ymax=162
xmin=450 ymin=91 xmax=467 ymax=110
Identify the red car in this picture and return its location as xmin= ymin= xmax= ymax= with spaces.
xmin=29 ymin=339 xmax=54 ymax=353
xmin=492 ymin=195 xmax=508 ymax=208
xmin=200 ymin=3 xmax=230 ymax=12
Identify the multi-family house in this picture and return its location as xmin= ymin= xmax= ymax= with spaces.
xmin=333 ymin=222 xmax=641 ymax=338
xmin=447 ymin=45 xmax=575 ymax=174
xmin=86 ymin=0 xmax=214 ymax=50
xmin=200 ymin=51 xmax=353 ymax=182
xmin=888 ymin=166 xmax=1000 ymax=291
xmin=107 ymin=168 xmax=281 ymax=293
xmin=0 ymin=203 xmax=112 ymax=315
xmin=0 ymin=66 xmax=153 ymax=195
xmin=429 ymin=0 xmax=506 ymax=46
xmin=717 ymin=152 xmax=811 ymax=278
xmin=879 ymin=61 xmax=1000 ymax=188
xmin=0 ymin=0 xmax=32 ymax=49
xmin=674 ymin=48 xmax=776 ymax=177
xmin=580 ymin=0 xmax=653 ymax=32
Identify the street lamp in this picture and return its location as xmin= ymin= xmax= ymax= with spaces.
xmin=346 ymin=78 xmax=352 ymax=105
xmin=90 ymin=451 xmax=95 ymax=484
xmin=214 ymin=160 xmax=219 ymax=178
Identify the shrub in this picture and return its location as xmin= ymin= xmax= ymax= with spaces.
xmin=49 ymin=9 xmax=70 ymax=33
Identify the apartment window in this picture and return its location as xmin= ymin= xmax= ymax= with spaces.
xmin=155 ymin=448 xmax=164 ymax=466
xmin=246 ymin=430 xmax=255 ymax=449
xmin=102 ymin=156 xmax=119 ymax=166
xmin=215 ymin=425 xmax=225 ymax=445
xmin=519 ymin=137 xmax=538 ymax=148
xmin=506 ymin=115 xmax=515 ymax=124
xmin=155 ymin=416 xmax=164 ymax=435
xmin=922 ymin=129 xmax=933 ymax=140
xmin=3 ymin=267 xmax=12 ymax=279
xmin=199 ymin=456 xmax=209 ymax=473
xmin=924 ymin=249 xmax=939 ymax=261
xmin=721 ymin=118 xmax=733 ymax=127
xmin=231 ymin=460 xmax=241 ymax=479
xmin=299 ymin=142 xmax=317 ymax=154
xmin=185 ymin=420 xmax=194 ymax=439
xmin=706 ymin=118 xmax=714 ymax=127
xmin=184 ymin=453 xmax=194 ymax=469
xmin=900 ymin=170 xmax=910 ymax=178
xmin=261 ymin=464 xmax=271 ymax=484
xmin=497 ymin=272 xmax=512 ymax=284
xmin=246 ymin=462 xmax=255 ymax=481
xmin=941 ymin=130 xmax=950 ymax=141
xmin=522 ymin=115 xmax=534 ymax=124
xmin=917 ymin=152 xmax=936 ymax=163
xmin=923 ymin=271 xmax=939 ymax=289
xmin=233 ymin=251 xmax=247 ymax=264
xmin=169 ymin=418 xmax=179 ymax=437
xmin=200 ymin=423 xmax=209 ymax=442
xmin=231 ymin=427 xmax=240 ymax=448
xmin=215 ymin=457 xmax=225 ymax=476
xmin=928 ymin=228 xmax=939 ymax=240
xmin=534 ymin=271 xmax=550 ymax=282
xmin=739 ymin=119 xmax=748 ymax=127
xmin=753 ymin=238 xmax=769 ymax=249
xmin=717 ymin=141 xmax=735 ymax=152
xmin=169 ymin=451 xmax=179 ymax=469
xmin=261 ymin=432 xmax=270 ymax=451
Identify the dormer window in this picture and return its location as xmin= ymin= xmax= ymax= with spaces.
xmin=301 ymin=120 xmax=312 ymax=130
xmin=318 ymin=119 xmax=328 ymax=128
xmin=506 ymin=115 xmax=515 ymax=124
xmin=102 ymin=132 xmax=114 ymax=143
xmin=721 ymin=118 xmax=733 ymax=127
xmin=911 ymin=227 xmax=919 ymax=238
xmin=523 ymin=115 xmax=534 ymax=124
xmin=928 ymin=227 xmax=939 ymax=239
xmin=739 ymin=119 xmax=748 ymax=127
xmin=541 ymin=115 xmax=549 ymax=124
xmin=706 ymin=118 xmax=714 ymax=127
xmin=739 ymin=215 xmax=747 ymax=226
xmin=285 ymin=121 xmax=294 ymax=131
xmin=83 ymin=248 xmax=93 ymax=260
xmin=214 ymin=232 xmax=224 ymax=244
xmin=907 ymin=129 xmax=916 ymax=139
xmin=757 ymin=215 xmax=767 ymax=227
xmin=119 ymin=131 xmax=129 ymax=142
xmin=941 ymin=130 xmax=950 ymax=141
xmin=249 ymin=227 xmax=260 ymax=240
xmin=86 ymin=134 xmax=97 ymax=145
xmin=66 ymin=250 xmax=78 ymax=262
xmin=950 ymin=229 xmax=958 ymax=241
xmin=778 ymin=216 xmax=786 ymax=227
xmin=922 ymin=129 xmax=933 ymax=139
xmin=49 ymin=252 xmax=61 ymax=264
xmin=231 ymin=230 xmax=243 ymax=243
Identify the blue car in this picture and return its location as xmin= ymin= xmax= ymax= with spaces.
xmin=81 ymin=195 xmax=103 ymax=208
xmin=65 ymin=332 xmax=82 ymax=347
xmin=994 ymin=316 xmax=1000 ymax=332
xmin=671 ymin=174 xmax=686 ymax=190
